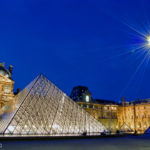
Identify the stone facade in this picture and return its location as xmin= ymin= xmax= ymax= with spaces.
xmin=77 ymin=101 xmax=119 ymax=133
xmin=118 ymin=101 xmax=150 ymax=134
xmin=0 ymin=63 xmax=16 ymax=115
xmin=1 ymin=66 xmax=150 ymax=134
xmin=71 ymin=86 xmax=150 ymax=134
xmin=77 ymin=100 xmax=150 ymax=134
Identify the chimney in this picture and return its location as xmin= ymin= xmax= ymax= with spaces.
xmin=121 ymin=97 xmax=126 ymax=106
xmin=0 ymin=62 xmax=5 ymax=67
xmin=137 ymin=98 xmax=140 ymax=101
xmin=9 ymin=65 xmax=13 ymax=74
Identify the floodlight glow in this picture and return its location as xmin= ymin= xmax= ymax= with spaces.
xmin=147 ymin=36 xmax=150 ymax=46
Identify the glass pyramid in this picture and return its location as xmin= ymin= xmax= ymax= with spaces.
xmin=0 ymin=74 xmax=106 ymax=136
xmin=120 ymin=123 xmax=132 ymax=132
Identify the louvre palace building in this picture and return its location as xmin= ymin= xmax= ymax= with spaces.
xmin=70 ymin=87 xmax=150 ymax=134
xmin=0 ymin=62 xmax=150 ymax=136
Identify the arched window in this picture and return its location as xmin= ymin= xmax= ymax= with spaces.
xmin=5 ymin=85 xmax=9 ymax=94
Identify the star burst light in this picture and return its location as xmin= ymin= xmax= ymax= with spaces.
xmin=146 ymin=36 xmax=150 ymax=46
xmin=117 ymin=22 xmax=150 ymax=100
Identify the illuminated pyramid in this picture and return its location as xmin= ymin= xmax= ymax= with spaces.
xmin=0 ymin=74 xmax=106 ymax=136
xmin=120 ymin=123 xmax=132 ymax=132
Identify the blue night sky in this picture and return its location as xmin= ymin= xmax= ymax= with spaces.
xmin=1 ymin=0 xmax=150 ymax=102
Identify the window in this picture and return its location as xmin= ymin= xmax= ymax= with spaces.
xmin=104 ymin=107 xmax=108 ymax=110
xmin=111 ymin=107 xmax=116 ymax=110
xmin=85 ymin=95 xmax=89 ymax=102
xmin=89 ymin=105 xmax=93 ymax=108
xmin=5 ymin=85 xmax=9 ymax=94
xmin=83 ymin=104 xmax=87 ymax=108
xmin=4 ymin=96 xmax=8 ymax=101
xmin=2 ymin=105 xmax=9 ymax=111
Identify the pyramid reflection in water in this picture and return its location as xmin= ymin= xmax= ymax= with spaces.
xmin=0 ymin=74 xmax=106 ymax=136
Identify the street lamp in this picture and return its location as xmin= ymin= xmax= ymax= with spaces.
xmin=146 ymin=36 xmax=150 ymax=46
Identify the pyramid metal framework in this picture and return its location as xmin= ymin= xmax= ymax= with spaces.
xmin=120 ymin=123 xmax=132 ymax=132
xmin=0 ymin=74 xmax=106 ymax=136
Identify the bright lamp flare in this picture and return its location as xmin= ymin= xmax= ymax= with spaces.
xmin=147 ymin=36 xmax=150 ymax=46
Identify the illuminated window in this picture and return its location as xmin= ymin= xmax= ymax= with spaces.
xmin=112 ymin=107 xmax=116 ymax=110
xmin=2 ymin=105 xmax=9 ymax=111
xmin=4 ymin=96 xmax=8 ymax=101
xmin=85 ymin=95 xmax=89 ymax=102
xmin=104 ymin=107 xmax=108 ymax=110
xmin=5 ymin=85 xmax=9 ymax=94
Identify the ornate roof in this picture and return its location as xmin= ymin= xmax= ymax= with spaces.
xmin=0 ymin=63 xmax=12 ymax=79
